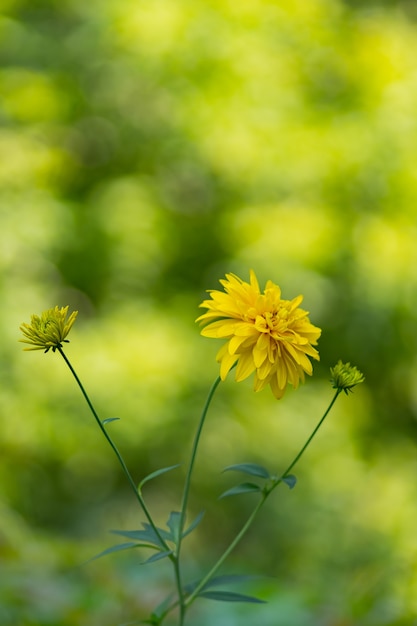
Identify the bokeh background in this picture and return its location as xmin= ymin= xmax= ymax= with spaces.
xmin=2 ymin=0 xmax=417 ymax=624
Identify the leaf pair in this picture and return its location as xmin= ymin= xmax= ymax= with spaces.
xmin=220 ymin=462 xmax=297 ymax=498
xmin=163 ymin=510 xmax=206 ymax=546
xmin=91 ymin=510 xmax=205 ymax=566
xmin=90 ymin=524 xmax=172 ymax=566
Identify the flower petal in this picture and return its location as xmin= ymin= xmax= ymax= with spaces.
xmin=235 ymin=354 xmax=256 ymax=382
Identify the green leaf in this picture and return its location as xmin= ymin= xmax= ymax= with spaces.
xmin=166 ymin=511 xmax=182 ymax=545
xmin=150 ymin=592 xmax=175 ymax=621
xmin=102 ymin=417 xmax=120 ymax=425
xmin=142 ymin=550 xmax=173 ymax=564
xmin=184 ymin=573 xmax=263 ymax=597
xmin=138 ymin=464 xmax=181 ymax=490
xmin=111 ymin=524 xmax=171 ymax=548
xmin=201 ymin=574 xmax=261 ymax=590
xmin=198 ymin=590 xmax=266 ymax=603
xmin=184 ymin=573 xmax=262 ymax=593
xmin=89 ymin=541 xmax=149 ymax=562
xmin=142 ymin=522 xmax=173 ymax=542
xmin=182 ymin=510 xmax=205 ymax=538
xmin=282 ymin=474 xmax=297 ymax=489
xmin=219 ymin=482 xmax=262 ymax=499
xmin=222 ymin=462 xmax=271 ymax=479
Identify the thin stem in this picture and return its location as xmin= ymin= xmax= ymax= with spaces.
xmin=178 ymin=376 xmax=222 ymax=536
xmin=173 ymin=557 xmax=185 ymax=626
xmin=57 ymin=347 xmax=170 ymax=553
xmin=184 ymin=493 xmax=267 ymax=608
xmin=174 ymin=375 xmax=222 ymax=625
xmin=184 ymin=388 xmax=342 ymax=608
xmin=276 ymin=389 xmax=341 ymax=487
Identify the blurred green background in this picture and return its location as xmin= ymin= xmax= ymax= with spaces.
xmin=2 ymin=0 xmax=417 ymax=624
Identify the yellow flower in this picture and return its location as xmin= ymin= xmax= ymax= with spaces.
xmin=196 ymin=270 xmax=321 ymax=399
xmin=330 ymin=360 xmax=365 ymax=394
xmin=19 ymin=306 xmax=78 ymax=353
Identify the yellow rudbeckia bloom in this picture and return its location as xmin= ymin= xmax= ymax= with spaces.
xmin=19 ymin=305 xmax=78 ymax=353
xmin=197 ymin=271 xmax=321 ymax=399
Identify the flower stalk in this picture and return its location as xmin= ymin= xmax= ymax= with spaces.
xmin=175 ymin=375 xmax=222 ymax=623
xmin=183 ymin=388 xmax=342 ymax=609
xmin=56 ymin=346 xmax=171 ymax=555
xmin=19 ymin=287 xmax=364 ymax=626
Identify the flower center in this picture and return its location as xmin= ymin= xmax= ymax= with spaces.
xmin=38 ymin=317 xmax=61 ymax=344
xmin=40 ymin=319 xmax=53 ymax=332
xmin=255 ymin=310 xmax=287 ymax=335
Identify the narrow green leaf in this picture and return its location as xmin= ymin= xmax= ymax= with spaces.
xmin=111 ymin=524 xmax=170 ymax=547
xmin=282 ymin=474 xmax=297 ymax=489
xmin=202 ymin=574 xmax=261 ymax=590
xmin=138 ymin=464 xmax=181 ymax=490
xmin=182 ymin=510 xmax=205 ymax=538
xmin=89 ymin=541 xmax=148 ymax=562
xmin=151 ymin=592 xmax=175 ymax=620
xmin=223 ymin=462 xmax=271 ymax=479
xmin=219 ymin=482 xmax=262 ymax=499
xmin=142 ymin=523 xmax=173 ymax=542
xmin=102 ymin=417 xmax=120 ymax=425
xmin=184 ymin=574 xmax=262 ymax=596
xmin=166 ymin=511 xmax=182 ymax=545
xmin=199 ymin=590 xmax=266 ymax=603
xmin=142 ymin=550 xmax=173 ymax=564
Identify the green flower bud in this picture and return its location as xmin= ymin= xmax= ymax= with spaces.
xmin=330 ymin=360 xmax=364 ymax=394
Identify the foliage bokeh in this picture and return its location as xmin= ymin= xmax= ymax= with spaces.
xmin=2 ymin=0 xmax=417 ymax=624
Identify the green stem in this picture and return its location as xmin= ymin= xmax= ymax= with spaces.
xmin=184 ymin=493 xmax=267 ymax=608
xmin=276 ymin=389 xmax=341 ymax=489
xmin=178 ymin=376 xmax=222 ymax=536
xmin=184 ymin=388 xmax=341 ymax=608
xmin=57 ymin=347 xmax=170 ymax=553
xmin=175 ymin=375 xmax=222 ymax=625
